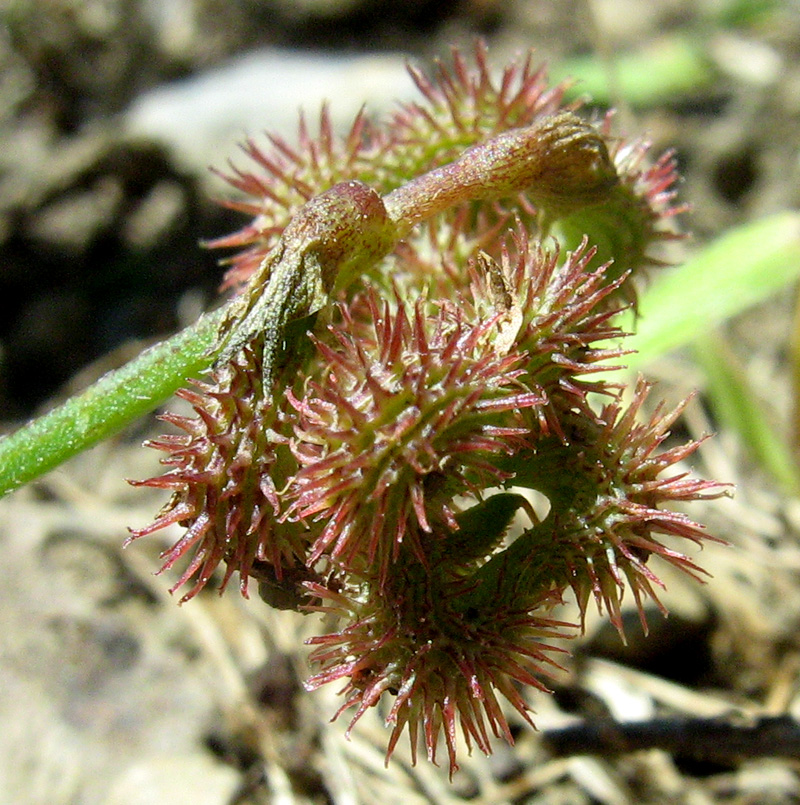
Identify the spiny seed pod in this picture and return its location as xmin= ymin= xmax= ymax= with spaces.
xmin=303 ymin=572 xmax=572 ymax=777
xmin=285 ymin=289 xmax=543 ymax=584
xmin=493 ymin=379 xmax=729 ymax=636
xmin=463 ymin=230 xmax=631 ymax=428
xmin=128 ymin=340 xmax=307 ymax=601
xmin=553 ymin=116 xmax=686 ymax=307
xmin=559 ymin=379 xmax=728 ymax=634
xmin=128 ymin=41 xmax=727 ymax=774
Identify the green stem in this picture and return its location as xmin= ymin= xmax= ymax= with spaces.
xmin=461 ymin=517 xmax=564 ymax=612
xmin=382 ymin=111 xmax=617 ymax=235
xmin=0 ymin=307 xmax=224 ymax=498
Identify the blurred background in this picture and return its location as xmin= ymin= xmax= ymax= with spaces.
xmin=1 ymin=1 xmax=800 ymax=803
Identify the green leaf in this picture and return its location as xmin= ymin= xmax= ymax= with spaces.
xmin=693 ymin=334 xmax=800 ymax=494
xmin=612 ymin=212 xmax=800 ymax=495
xmin=623 ymin=212 xmax=800 ymax=370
